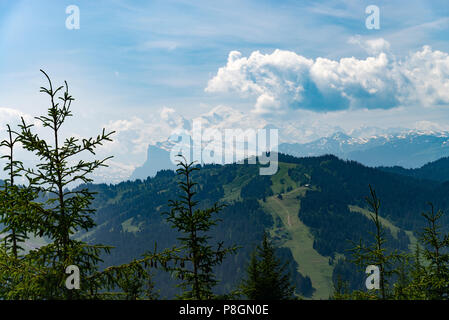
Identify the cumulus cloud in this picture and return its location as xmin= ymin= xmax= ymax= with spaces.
xmin=195 ymin=105 xmax=266 ymax=130
xmin=0 ymin=107 xmax=34 ymax=126
xmin=205 ymin=41 xmax=449 ymax=115
xmin=104 ymin=112 xmax=186 ymax=157
xmin=254 ymin=93 xmax=281 ymax=115
xmin=0 ymin=107 xmax=36 ymax=157
xmin=348 ymin=36 xmax=391 ymax=55
xmin=403 ymin=46 xmax=449 ymax=106
xmin=99 ymin=105 xmax=267 ymax=180
xmin=94 ymin=159 xmax=137 ymax=184
xmin=160 ymin=106 xmax=175 ymax=120
xmin=414 ymin=120 xmax=449 ymax=132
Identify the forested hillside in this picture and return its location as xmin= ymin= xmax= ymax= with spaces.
xmin=76 ymin=154 xmax=449 ymax=298
xmin=379 ymin=157 xmax=449 ymax=183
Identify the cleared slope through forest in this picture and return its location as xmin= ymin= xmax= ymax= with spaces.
xmin=261 ymin=187 xmax=334 ymax=299
xmin=349 ymin=205 xmax=418 ymax=251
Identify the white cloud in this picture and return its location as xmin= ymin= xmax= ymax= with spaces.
xmin=159 ymin=106 xmax=189 ymax=129
xmin=97 ymin=105 xmax=263 ymax=180
xmin=196 ymin=105 xmax=266 ymax=130
xmin=205 ymin=42 xmax=449 ymax=115
xmin=402 ymin=46 xmax=449 ymax=106
xmin=254 ymin=93 xmax=281 ymax=115
xmin=104 ymin=113 xmax=182 ymax=156
xmin=414 ymin=120 xmax=449 ymax=132
xmin=0 ymin=107 xmax=33 ymax=127
xmin=0 ymin=107 xmax=36 ymax=158
xmin=139 ymin=40 xmax=179 ymax=51
xmin=160 ymin=106 xmax=175 ymax=120
xmin=348 ymin=36 xmax=391 ymax=55
xmin=94 ymin=159 xmax=137 ymax=184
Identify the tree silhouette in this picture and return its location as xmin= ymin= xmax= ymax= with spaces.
xmin=241 ymin=232 xmax=295 ymax=300
xmin=164 ymin=156 xmax=238 ymax=299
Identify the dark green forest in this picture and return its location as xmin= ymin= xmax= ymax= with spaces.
xmin=1 ymin=73 xmax=449 ymax=300
xmin=78 ymin=153 xmax=449 ymax=298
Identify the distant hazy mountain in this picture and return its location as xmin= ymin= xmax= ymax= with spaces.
xmin=130 ymin=130 xmax=449 ymax=180
xmin=129 ymin=143 xmax=177 ymax=181
xmin=279 ymin=130 xmax=449 ymax=168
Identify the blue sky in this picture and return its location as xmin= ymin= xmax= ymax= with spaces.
xmin=1 ymin=0 xmax=449 ymax=182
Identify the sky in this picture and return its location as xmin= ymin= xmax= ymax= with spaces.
xmin=0 ymin=0 xmax=449 ymax=182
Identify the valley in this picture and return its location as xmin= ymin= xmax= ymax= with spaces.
xmin=76 ymin=154 xmax=449 ymax=298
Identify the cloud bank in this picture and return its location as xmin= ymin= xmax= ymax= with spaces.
xmin=206 ymin=40 xmax=449 ymax=115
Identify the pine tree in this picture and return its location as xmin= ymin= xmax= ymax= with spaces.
xmin=241 ymin=251 xmax=259 ymax=299
xmin=164 ymin=156 xmax=238 ymax=299
xmin=241 ymin=232 xmax=295 ymax=300
xmin=0 ymin=125 xmax=42 ymax=298
xmin=405 ymin=243 xmax=427 ymax=299
xmin=0 ymin=70 xmax=185 ymax=299
xmin=410 ymin=203 xmax=449 ymax=299
xmin=336 ymin=190 xmax=449 ymax=300
xmin=0 ymin=125 xmax=34 ymax=258
xmin=348 ymin=185 xmax=404 ymax=299
xmin=11 ymin=70 xmax=118 ymax=298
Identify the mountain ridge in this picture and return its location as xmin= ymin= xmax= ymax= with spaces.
xmin=80 ymin=153 xmax=449 ymax=298
xmin=378 ymin=156 xmax=449 ymax=183
xmin=130 ymin=130 xmax=449 ymax=181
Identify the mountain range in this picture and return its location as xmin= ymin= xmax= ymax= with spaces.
xmin=130 ymin=130 xmax=449 ymax=180
xmin=280 ymin=130 xmax=449 ymax=168
xmin=76 ymin=153 xmax=449 ymax=299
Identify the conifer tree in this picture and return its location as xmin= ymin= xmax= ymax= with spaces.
xmin=348 ymin=185 xmax=404 ymax=299
xmin=406 ymin=204 xmax=449 ymax=299
xmin=0 ymin=70 xmax=186 ymax=299
xmin=241 ymin=251 xmax=259 ymax=299
xmin=12 ymin=70 xmax=118 ymax=298
xmin=0 ymin=125 xmax=32 ymax=258
xmin=335 ymin=191 xmax=449 ymax=300
xmin=0 ymin=125 xmax=41 ymax=298
xmin=164 ymin=156 xmax=238 ymax=300
xmin=241 ymin=232 xmax=295 ymax=300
